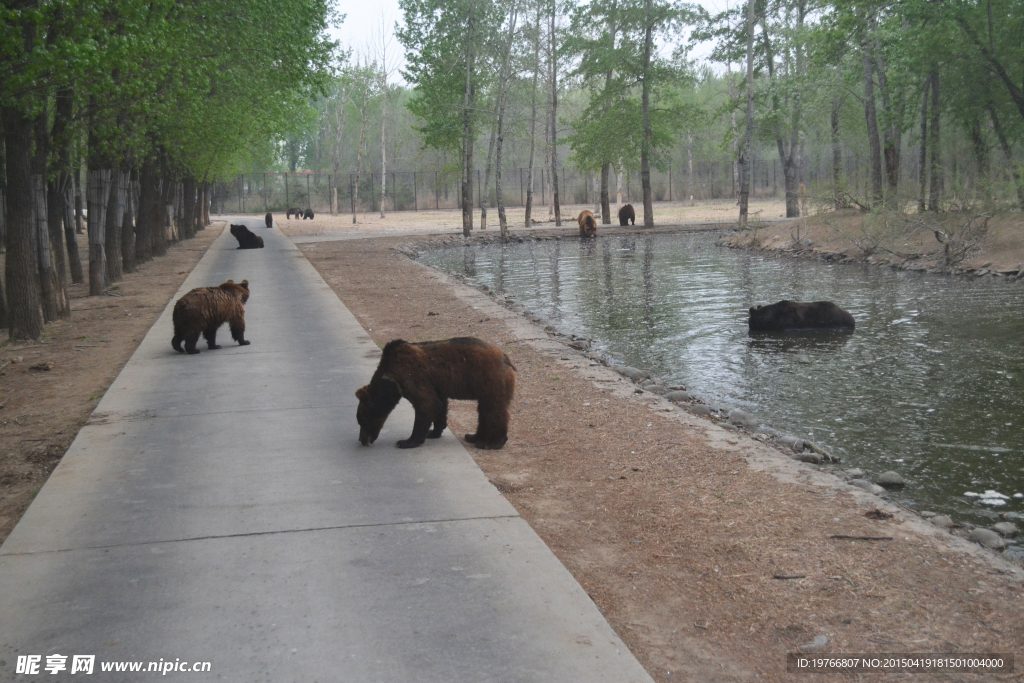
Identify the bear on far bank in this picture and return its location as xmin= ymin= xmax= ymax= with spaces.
xmin=230 ymin=224 xmax=264 ymax=249
xmin=578 ymin=209 xmax=597 ymax=238
xmin=171 ymin=279 xmax=251 ymax=354
xmin=618 ymin=204 xmax=635 ymax=226
xmin=748 ymin=300 xmax=855 ymax=333
xmin=355 ymin=337 xmax=516 ymax=450
xmin=303 ymin=208 xmax=314 ymax=220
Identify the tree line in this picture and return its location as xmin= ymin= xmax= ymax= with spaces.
xmin=1 ymin=0 xmax=336 ymax=340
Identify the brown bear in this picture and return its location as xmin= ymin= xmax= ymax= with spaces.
xmin=171 ymin=279 xmax=251 ymax=354
xmin=355 ymin=337 xmax=516 ymax=450
xmin=618 ymin=203 xmax=635 ymax=226
xmin=578 ymin=209 xmax=598 ymax=238
xmin=230 ymin=224 xmax=264 ymax=249
xmin=286 ymin=207 xmax=301 ymax=219
xmin=748 ymin=300 xmax=855 ymax=333
xmin=264 ymin=212 xmax=273 ymax=228
xmin=302 ymin=208 xmax=314 ymax=220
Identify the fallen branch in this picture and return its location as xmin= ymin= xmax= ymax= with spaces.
xmin=773 ymin=573 xmax=806 ymax=580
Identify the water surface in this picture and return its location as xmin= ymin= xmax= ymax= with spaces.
xmin=420 ymin=232 xmax=1024 ymax=525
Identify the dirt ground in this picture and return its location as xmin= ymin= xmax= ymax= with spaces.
xmin=722 ymin=209 xmax=1024 ymax=274
xmin=250 ymin=197 xmax=789 ymax=238
xmin=301 ymin=233 xmax=1024 ymax=682
xmin=0 ymin=223 xmax=223 ymax=544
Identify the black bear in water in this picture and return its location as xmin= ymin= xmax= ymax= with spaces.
xmin=230 ymin=224 xmax=264 ymax=249
xmin=618 ymin=204 xmax=635 ymax=226
xmin=355 ymin=338 xmax=516 ymax=450
xmin=748 ymin=300 xmax=855 ymax=333
xmin=578 ymin=210 xmax=598 ymax=238
xmin=303 ymin=208 xmax=314 ymax=220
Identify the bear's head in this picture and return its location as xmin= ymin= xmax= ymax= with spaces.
xmin=355 ymin=377 xmax=402 ymax=446
xmin=219 ymin=279 xmax=250 ymax=303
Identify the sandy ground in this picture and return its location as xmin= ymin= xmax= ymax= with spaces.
xmin=301 ymin=231 xmax=1024 ymax=682
xmin=722 ymin=210 xmax=1024 ymax=275
xmin=253 ymin=198 xmax=790 ymax=238
xmin=0 ymin=224 xmax=223 ymax=544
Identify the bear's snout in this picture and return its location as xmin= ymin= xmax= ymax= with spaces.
xmin=359 ymin=428 xmax=374 ymax=446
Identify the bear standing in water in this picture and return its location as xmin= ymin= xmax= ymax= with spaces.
xmin=230 ymin=224 xmax=264 ymax=249
xmin=577 ymin=209 xmax=598 ymax=238
xmin=618 ymin=204 xmax=635 ymax=226
xmin=748 ymin=300 xmax=855 ymax=333
xmin=355 ymin=338 xmax=516 ymax=449
xmin=171 ymin=279 xmax=251 ymax=354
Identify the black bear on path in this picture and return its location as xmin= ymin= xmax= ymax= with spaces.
xmin=618 ymin=204 xmax=635 ymax=226
xmin=264 ymin=212 xmax=273 ymax=228
xmin=355 ymin=337 xmax=516 ymax=449
xmin=230 ymin=224 xmax=264 ymax=249
xmin=748 ymin=300 xmax=855 ymax=333
xmin=286 ymin=208 xmax=301 ymax=219
xmin=303 ymin=208 xmax=314 ymax=220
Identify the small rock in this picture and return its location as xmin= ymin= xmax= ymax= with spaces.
xmin=645 ymin=385 xmax=670 ymax=396
xmin=849 ymin=479 xmax=884 ymax=494
xmin=800 ymin=635 xmax=828 ymax=651
xmin=845 ymin=468 xmax=865 ymax=478
xmin=668 ymin=385 xmax=686 ymax=391
xmin=664 ymin=390 xmax=692 ymax=402
xmin=721 ymin=423 xmax=739 ymax=432
xmin=618 ymin=366 xmax=649 ymax=381
xmin=796 ymin=452 xmax=822 ymax=464
xmin=930 ymin=515 xmax=953 ymax=527
xmin=919 ymin=511 xmax=936 ymax=518
xmin=778 ymin=435 xmax=801 ymax=447
xmin=992 ymin=522 xmax=1019 ymax=538
xmin=641 ymin=380 xmax=660 ymax=389
xmin=877 ymin=471 xmax=905 ymax=488
xmin=688 ymin=405 xmax=711 ymax=416
xmin=727 ymin=409 xmax=758 ymax=428
xmin=969 ymin=528 xmax=1006 ymax=550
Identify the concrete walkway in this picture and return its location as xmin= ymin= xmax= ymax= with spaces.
xmin=0 ymin=220 xmax=653 ymax=682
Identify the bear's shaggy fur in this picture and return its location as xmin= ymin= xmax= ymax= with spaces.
xmin=264 ymin=212 xmax=273 ymax=228
xmin=618 ymin=203 xmax=635 ymax=226
xmin=748 ymin=300 xmax=855 ymax=333
xmin=286 ymin=207 xmax=301 ymax=219
xmin=355 ymin=337 xmax=516 ymax=450
xmin=230 ymin=224 xmax=264 ymax=249
xmin=303 ymin=208 xmax=314 ymax=220
xmin=171 ymin=279 xmax=252 ymax=354
xmin=578 ymin=209 xmax=598 ymax=238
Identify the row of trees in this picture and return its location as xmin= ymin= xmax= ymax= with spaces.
xmin=284 ymin=0 xmax=1022 ymax=239
xmin=1 ymin=0 xmax=336 ymax=340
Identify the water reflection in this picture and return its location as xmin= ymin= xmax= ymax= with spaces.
xmin=421 ymin=232 xmax=1024 ymax=524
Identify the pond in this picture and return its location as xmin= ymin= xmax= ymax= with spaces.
xmin=419 ymin=231 xmax=1024 ymax=527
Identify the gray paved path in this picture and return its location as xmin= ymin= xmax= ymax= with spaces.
xmin=0 ymin=220 xmax=653 ymax=682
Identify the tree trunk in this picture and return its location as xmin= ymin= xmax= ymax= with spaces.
xmin=121 ymin=169 xmax=137 ymax=273
xmin=872 ymin=18 xmax=900 ymax=196
xmin=86 ymin=169 xmax=111 ymax=296
xmin=3 ymin=106 xmax=43 ymax=338
xmin=32 ymin=106 xmax=60 ymax=322
xmin=62 ymin=178 xmax=84 ymax=283
xmin=105 ymin=171 xmax=124 ymax=282
xmin=988 ymin=103 xmax=1024 ymax=210
xmin=917 ymin=79 xmax=929 ymax=212
xmin=380 ymin=79 xmax=388 ymax=218
xmin=136 ymin=160 xmax=158 ymax=264
xmin=832 ymin=95 xmax=845 ymax=209
xmin=549 ymin=0 xmax=561 ymax=227
xmin=927 ymin=69 xmax=942 ymax=212
xmin=45 ymin=175 xmax=70 ymax=317
xmin=640 ymin=0 xmax=654 ymax=227
xmin=738 ymin=0 xmax=756 ymax=227
xmin=74 ymin=171 xmax=85 ymax=234
xmin=861 ymin=39 xmax=884 ymax=207
xmin=462 ymin=8 xmax=476 ymax=237
xmin=495 ymin=1 xmax=520 ymax=242
xmin=480 ymin=109 xmax=499 ymax=229
xmin=50 ymin=84 xmax=76 ymax=299
xmin=182 ymin=177 xmax=197 ymax=240
xmin=687 ymin=134 xmax=695 ymax=206
xmin=525 ymin=10 xmax=541 ymax=228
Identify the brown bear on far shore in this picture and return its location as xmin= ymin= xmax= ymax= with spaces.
xmin=618 ymin=204 xmax=635 ymax=226
xmin=265 ymin=212 xmax=273 ymax=228
xmin=578 ymin=209 xmax=597 ymax=238
xmin=748 ymin=300 xmax=855 ymax=333
xmin=286 ymin=207 xmax=301 ymax=219
xmin=230 ymin=224 xmax=264 ymax=249
xmin=356 ymin=337 xmax=516 ymax=449
xmin=171 ymin=279 xmax=251 ymax=354
xmin=303 ymin=208 xmax=314 ymax=220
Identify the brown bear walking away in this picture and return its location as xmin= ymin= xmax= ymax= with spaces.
xmin=618 ymin=204 xmax=635 ymax=226
xmin=264 ymin=212 xmax=273 ymax=228
xmin=171 ymin=279 xmax=252 ymax=354
xmin=577 ymin=209 xmax=598 ymax=238
xmin=230 ymin=224 xmax=264 ymax=249
xmin=303 ymin=208 xmax=314 ymax=220
xmin=748 ymin=300 xmax=855 ymax=333
xmin=355 ymin=337 xmax=516 ymax=449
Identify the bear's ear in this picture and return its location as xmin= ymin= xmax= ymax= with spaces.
xmin=355 ymin=386 xmax=368 ymax=400
xmin=239 ymin=279 xmax=249 ymax=290
xmin=224 ymin=279 xmax=234 ymax=285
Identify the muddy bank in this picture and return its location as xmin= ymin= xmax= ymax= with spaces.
xmin=302 ymin=234 xmax=1024 ymax=683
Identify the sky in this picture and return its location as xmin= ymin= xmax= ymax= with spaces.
xmin=328 ymin=0 xmax=733 ymax=82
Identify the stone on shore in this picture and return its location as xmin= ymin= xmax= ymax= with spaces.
xmin=688 ymin=404 xmax=711 ymax=416
xmin=796 ymin=452 xmax=822 ymax=464
xmin=618 ymin=366 xmax=648 ymax=381
xmin=850 ymin=479 xmax=885 ymax=495
xmin=877 ymin=471 xmax=905 ymax=488
xmin=845 ymin=468 xmax=865 ymax=478
xmin=968 ymin=528 xmax=1006 ymax=550
xmin=992 ymin=522 xmax=1019 ymax=538
xmin=727 ymin=409 xmax=758 ymax=428
xmin=664 ymin=390 xmax=692 ymax=402
xmin=930 ymin=515 xmax=953 ymax=527
xmin=645 ymin=385 xmax=670 ymax=395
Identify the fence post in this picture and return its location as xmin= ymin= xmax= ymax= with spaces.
xmin=284 ymin=173 xmax=289 ymax=208
xmin=306 ymin=174 xmax=311 ymax=210
xmin=519 ymin=168 xmax=523 ymax=206
xmin=435 ymin=171 xmax=439 ymax=209
xmin=238 ymin=175 xmax=242 ymax=213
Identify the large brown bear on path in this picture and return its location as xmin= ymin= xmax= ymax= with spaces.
xmin=356 ymin=337 xmax=516 ymax=450
xmin=578 ymin=209 xmax=598 ymax=238
xmin=230 ymin=224 xmax=264 ymax=249
xmin=171 ymin=279 xmax=251 ymax=354
xmin=748 ymin=300 xmax=855 ymax=333
xmin=618 ymin=204 xmax=635 ymax=226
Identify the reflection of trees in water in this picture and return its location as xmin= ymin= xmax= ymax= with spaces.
xmin=549 ymin=240 xmax=561 ymax=315
xmin=601 ymin=239 xmax=614 ymax=301
xmin=642 ymin=237 xmax=655 ymax=329
xmin=462 ymin=246 xmax=477 ymax=277
xmin=617 ymin=236 xmax=636 ymax=260
xmin=578 ymin=238 xmax=596 ymax=259
xmin=495 ymin=243 xmax=508 ymax=292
